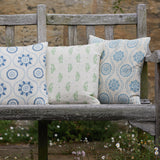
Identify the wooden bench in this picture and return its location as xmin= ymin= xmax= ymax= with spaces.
xmin=0 ymin=4 xmax=159 ymax=160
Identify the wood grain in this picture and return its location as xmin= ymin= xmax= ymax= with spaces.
xmin=5 ymin=26 xmax=15 ymax=46
xmin=47 ymin=13 xmax=137 ymax=25
xmin=0 ymin=104 xmax=155 ymax=121
xmin=0 ymin=14 xmax=36 ymax=25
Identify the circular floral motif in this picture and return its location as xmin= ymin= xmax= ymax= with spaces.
xmin=6 ymin=69 xmax=18 ymax=80
xmin=18 ymin=81 xmax=33 ymax=96
xmin=7 ymin=99 xmax=19 ymax=105
xmin=0 ymin=83 xmax=7 ymax=98
xmin=34 ymin=97 xmax=45 ymax=105
xmin=118 ymin=94 xmax=129 ymax=104
xmin=18 ymin=54 xmax=32 ymax=67
xmin=0 ymin=56 xmax=6 ymax=67
xmin=99 ymin=93 xmax=110 ymax=104
xmin=33 ymin=68 xmax=44 ymax=79
xmin=127 ymin=40 xmax=138 ymax=48
xmin=7 ymin=47 xmax=18 ymax=54
xmin=32 ymin=43 xmax=43 ymax=51
xmin=100 ymin=51 xmax=105 ymax=60
xmin=109 ymin=79 xmax=120 ymax=91
xmin=101 ymin=63 xmax=112 ymax=75
xmin=133 ymin=51 xmax=144 ymax=63
xmin=120 ymin=64 xmax=132 ymax=77
xmin=109 ymin=40 xmax=120 ymax=48
xmin=113 ymin=51 xmax=124 ymax=61
xmin=129 ymin=80 xmax=140 ymax=93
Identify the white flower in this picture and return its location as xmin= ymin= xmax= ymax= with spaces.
xmin=49 ymin=142 xmax=53 ymax=146
xmin=154 ymin=147 xmax=159 ymax=151
xmin=116 ymin=142 xmax=120 ymax=148
xmin=57 ymin=138 xmax=59 ymax=142
xmin=57 ymin=125 xmax=60 ymax=128
xmin=101 ymin=155 xmax=105 ymax=159
xmin=132 ymin=134 xmax=135 ymax=138
xmin=72 ymin=151 xmax=76 ymax=155
xmin=155 ymin=150 xmax=159 ymax=156
xmin=26 ymin=133 xmax=29 ymax=137
xmin=119 ymin=136 xmax=121 ymax=139
xmin=17 ymin=133 xmax=20 ymax=137
xmin=21 ymin=127 xmax=24 ymax=130
xmin=4 ymin=133 xmax=8 ymax=136
xmin=14 ymin=157 xmax=17 ymax=159
xmin=111 ymin=137 xmax=114 ymax=143
xmin=0 ymin=137 xmax=3 ymax=140
xmin=129 ymin=125 xmax=132 ymax=128
xmin=54 ymin=133 xmax=58 ymax=137
xmin=10 ymin=126 xmax=14 ymax=130
xmin=84 ymin=137 xmax=88 ymax=142
xmin=104 ymin=145 xmax=108 ymax=148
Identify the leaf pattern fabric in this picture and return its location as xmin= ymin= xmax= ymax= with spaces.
xmin=89 ymin=35 xmax=151 ymax=104
xmin=47 ymin=43 xmax=104 ymax=104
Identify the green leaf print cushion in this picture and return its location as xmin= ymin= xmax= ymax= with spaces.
xmin=47 ymin=43 xmax=104 ymax=104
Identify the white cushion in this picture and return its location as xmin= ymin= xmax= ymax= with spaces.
xmin=0 ymin=42 xmax=48 ymax=105
xmin=47 ymin=43 xmax=104 ymax=104
xmin=89 ymin=35 xmax=151 ymax=104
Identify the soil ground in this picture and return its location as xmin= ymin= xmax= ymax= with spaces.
xmin=0 ymin=142 xmax=109 ymax=160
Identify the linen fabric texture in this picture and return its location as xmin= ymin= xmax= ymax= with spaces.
xmin=89 ymin=35 xmax=151 ymax=104
xmin=0 ymin=42 xmax=48 ymax=105
xmin=47 ymin=43 xmax=104 ymax=104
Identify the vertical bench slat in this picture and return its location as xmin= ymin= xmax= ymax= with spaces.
xmin=104 ymin=25 xmax=114 ymax=40
xmin=68 ymin=26 xmax=77 ymax=45
xmin=37 ymin=4 xmax=46 ymax=43
xmin=37 ymin=4 xmax=48 ymax=160
xmin=5 ymin=26 xmax=15 ymax=46
xmin=137 ymin=4 xmax=148 ymax=100
xmin=86 ymin=26 xmax=95 ymax=41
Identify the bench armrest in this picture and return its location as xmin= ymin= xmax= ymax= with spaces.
xmin=145 ymin=50 xmax=160 ymax=63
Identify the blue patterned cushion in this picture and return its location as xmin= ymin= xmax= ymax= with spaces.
xmin=0 ymin=42 xmax=48 ymax=105
xmin=89 ymin=35 xmax=151 ymax=104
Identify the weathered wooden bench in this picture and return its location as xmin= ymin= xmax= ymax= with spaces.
xmin=0 ymin=4 xmax=159 ymax=160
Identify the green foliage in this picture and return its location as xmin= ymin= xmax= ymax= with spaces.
xmin=102 ymin=123 xmax=155 ymax=160
xmin=0 ymin=120 xmax=36 ymax=144
xmin=48 ymin=121 xmax=117 ymax=142
xmin=113 ymin=0 xmax=124 ymax=13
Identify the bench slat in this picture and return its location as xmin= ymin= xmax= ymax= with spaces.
xmin=0 ymin=14 xmax=36 ymax=26
xmin=47 ymin=13 xmax=137 ymax=25
xmin=68 ymin=26 xmax=77 ymax=45
xmin=0 ymin=104 xmax=155 ymax=121
xmin=86 ymin=26 xmax=95 ymax=41
xmin=5 ymin=26 xmax=15 ymax=46
xmin=105 ymin=25 xmax=114 ymax=40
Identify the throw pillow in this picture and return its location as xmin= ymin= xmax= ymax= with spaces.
xmin=47 ymin=43 xmax=104 ymax=104
xmin=0 ymin=42 xmax=48 ymax=105
xmin=89 ymin=35 xmax=151 ymax=104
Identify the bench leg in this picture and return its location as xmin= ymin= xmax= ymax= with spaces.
xmin=38 ymin=120 xmax=48 ymax=160
xmin=155 ymin=63 xmax=160 ymax=155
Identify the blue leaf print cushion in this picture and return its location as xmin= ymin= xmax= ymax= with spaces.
xmin=0 ymin=42 xmax=48 ymax=105
xmin=89 ymin=35 xmax=151 ymax=104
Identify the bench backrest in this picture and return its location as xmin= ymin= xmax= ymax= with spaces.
xmin=1 ymin=4 xmax=148 ymax=100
